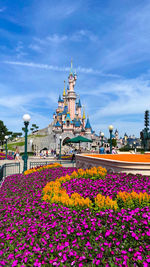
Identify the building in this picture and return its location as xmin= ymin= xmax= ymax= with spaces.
xmin=30 ymin=63 xmax=97 ymax=153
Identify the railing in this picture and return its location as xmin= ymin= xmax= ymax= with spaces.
xmin=0 ymin=162 xmax=20 ymax=185
xmin=30 ymin=160 xmax=76 ymax=169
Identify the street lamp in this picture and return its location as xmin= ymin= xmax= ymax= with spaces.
xmin=108 ymin=125 xmax=114 ymax=154
xmin=5 ymin=135 xmax=8 ymax=159
xmin=59 ymin=136 xmax=62 ymax=159
xmin=133 ymin=141 xmax=136 ymax=154
xmin=101 ymin=132 xmax=104 ymax=146
xmin=23 ymin=114 xmax=31 ymax=172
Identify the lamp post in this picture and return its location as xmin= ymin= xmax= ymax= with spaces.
xmin=59 ymin=136 xmax=62 ymax=159
xmin=133 ymin=141 xmax=136 ymax=154
xmin=101 ymin=132 xmax=104 ymax=146
xmin=5 ymin=135 xmax=8 ymax=159
xmin=108 ymin=125 xmax=114 ymax=154
xmin=23 ymin=114 xmax=31 ymax=172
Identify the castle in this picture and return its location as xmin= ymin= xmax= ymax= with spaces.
xmin=32 ymin=62 xmax=96 ymax=152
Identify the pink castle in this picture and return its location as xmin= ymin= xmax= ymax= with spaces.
xmin=52 ymin=62 xmax=94 ymax=141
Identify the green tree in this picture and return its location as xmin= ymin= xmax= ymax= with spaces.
xmin=30 ymin=124 xmax=39 ymax=133
xmin=107 ymin=138 xmax=117 ymax=147
xmin=22 ymin=127 xmax=25 ymax=133
xmin=0 ymin=120 xmax=9 ymax=146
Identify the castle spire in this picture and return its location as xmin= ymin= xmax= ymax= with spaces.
xmin=63 ymin=80 xmax=66 ymax=96
xmin=82 ymin=106 xmax=86 ymax=120
xmin=70 ymin=58 xmax=73 ymax=75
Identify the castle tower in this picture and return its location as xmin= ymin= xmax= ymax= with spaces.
xmin=62 ymin=80 xmax=66 ymax=108
xmin=85 ymin=116 xmax=92 ymax=134
xmin=82 ymin=106 xmax=86 ymax=128
xmin=67 ymin=60 xmax=77 ymax=120
xmin=76 ymin=98 xmax=82 ymax=119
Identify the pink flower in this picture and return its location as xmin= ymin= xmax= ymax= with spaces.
xmin=146 ymin=231 xmax=150 ymax=236
xmin=121 ymin=250 xmax=127 ymax=254
xmin=105 ymin=230 xmax=112 ymax=237
xmin=12 ymin=260 xmax=18 ymax=267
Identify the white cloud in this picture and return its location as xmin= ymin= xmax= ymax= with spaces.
xmin=3 ymin=60 xmax=121 ymax=78
xmin=47 ymin=34 xmax=68 ymax=43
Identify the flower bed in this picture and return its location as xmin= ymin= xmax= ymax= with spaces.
xmin=0 ymin=165 xmax=150 ymax=266
xmin=0 ymin=152 xmax=14 ymax=160
xmin=61 ymin=155 xmax=72 ymax=160
xmin=24 ymin=163 xmax=62 ymax=175
xmin=43 ymin=167 xmax=150 ymax=210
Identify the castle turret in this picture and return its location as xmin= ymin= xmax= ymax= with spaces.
xmin=67 ymin=60 xmax=77 ymax=120
xmin=82 ymin=107 xmax=86 ymax=128
xmin=85 ymin=116 xmax=92 ymax=133
xmin=76 ymin=98 xmax=82 ymax=119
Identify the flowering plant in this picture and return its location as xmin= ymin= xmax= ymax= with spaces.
xmin=24 ymin=163 xmax=62 ymax=175
xmin=0 ymin=166 xmax=150 ymax=266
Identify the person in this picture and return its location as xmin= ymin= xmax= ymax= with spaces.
xmin=112 ymin=147 xmax=117 ymax=154
xmin=71 ymin=153 xmax=76 ymax=162
xmin=40 ymin=151 xmax=43 ymax=158
xmin=99 ymin=145 xmax=105 ymax=154
xmin=15 ymin=147 xmax=20 ymax=161
xmin=106 ymin=145 xmax=110 ymax=154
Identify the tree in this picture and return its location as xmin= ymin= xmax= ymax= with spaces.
xmin=107 ymin=138 xmax=117 ymax=147
xmin=0 ymin=120 xmax=9 ymax=146
xmin=22 ymin=127 xmax=25 ymax=133
xmin=30 ymin=124 xmax=39 ymax=133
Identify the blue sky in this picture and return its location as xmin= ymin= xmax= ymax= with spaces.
xmin=0 ymin=0 xmax=150 ymax=137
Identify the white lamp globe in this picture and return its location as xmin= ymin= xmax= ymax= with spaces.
xmin=5 ymin=135 xmax=8 ymax=140
xmin=23 ymin=114 xmax=31 ymax=122
xmin=101 ymin=132 xmax=104 ymax=137
xmin=108 ymin=125 xmax=114 ymax=131
xmin=59 ymin=135 xmax=62 ymax=140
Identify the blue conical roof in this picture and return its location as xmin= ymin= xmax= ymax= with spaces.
xmin=85 ymin=118 xmax=91 ymax=129
xmin=74 ymin=119 xmax=81 ymax=127
xmin=78 ymin=99 xmax=82 ymax=108
xmin=55 ymin=121 xmax=61 ymax=127
xmin=58 ymin=95 xmax=61 ymax=102
xmin=62 ymin=105 xmax=68 ymax=114
xmin=65 ymin=113 xmax=73 ymax=124
xmin=58 ymin=95 xmax=63 ymax=103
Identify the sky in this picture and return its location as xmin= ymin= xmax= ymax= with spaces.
xmin=0 ymin=0 xmax=150 ymax=138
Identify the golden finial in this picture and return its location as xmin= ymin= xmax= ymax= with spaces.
xmin=82 ymin=105 xmax=86 ymax=120
xmin=63 ymin=80 xmax=66 ymax=96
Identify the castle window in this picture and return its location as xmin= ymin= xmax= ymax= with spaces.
xmin=67 ymin=120 xmax=70 ymax=127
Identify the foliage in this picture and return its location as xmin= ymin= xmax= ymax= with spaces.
xmin=119 ymin=144 xmax=131 ymax=151
xmin=20 ymin=152 xmax=34 ymax=157
xmin=107 ymin=138 xmax=117 ymax=147
xmin=30 ymin=124 xmax=39 ymax=133
xmin=0 ymin=120 xmax=9 ymax=145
